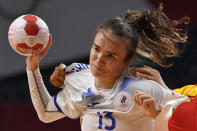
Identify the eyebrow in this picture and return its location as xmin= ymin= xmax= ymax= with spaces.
xmin=93 ymin=43 xmax=119 ymax=56
xmin=93 ymin=43 xmax=99 ymax=48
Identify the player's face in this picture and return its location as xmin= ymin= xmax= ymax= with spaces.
xmin=90 ymin=30 xmax=133 ymax=82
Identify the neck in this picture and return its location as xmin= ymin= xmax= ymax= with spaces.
xmin=95 ymin=78 xmax=117 ymax=89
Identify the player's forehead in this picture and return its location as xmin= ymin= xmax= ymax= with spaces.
xmin=94 ymin=30 xmax=128 ymax=54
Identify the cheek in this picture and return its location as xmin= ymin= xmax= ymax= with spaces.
xmin=107 ymin=63 xmax=124 ymax=74
xmin=89 ymin=50 xmax=96 ymax=63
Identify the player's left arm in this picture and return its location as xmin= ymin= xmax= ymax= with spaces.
xmin=134 ymin=90 xmax=173 ymax=131
xmin=131 ymin=79 xmax=173 ymax=111
xmin=134 ymin=90 xmax=160 ymax=118
xmin=134 ymin=89 xmax=188 ymax=118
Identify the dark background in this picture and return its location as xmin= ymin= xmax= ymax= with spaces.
xmin=0 ymin=0 xmax=197 ymax=130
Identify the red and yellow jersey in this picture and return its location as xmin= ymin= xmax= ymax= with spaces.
xmin=168 ymin=97 xmax=197 ymax=131
xmin=173 ymin=84 xmax=197 ymax=97
xmin=168 ymin=84 xmax=197 ymax=131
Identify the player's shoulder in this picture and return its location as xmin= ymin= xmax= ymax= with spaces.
xmin=118 ymin=76 xmax=162 ymax=93
xmin=121 ymin=76 xmax=159 ymax=87
xmin=65 ymin=63 xmax=93 ymax=86
xmin=65 ymin=63 xmax=90 ymax=74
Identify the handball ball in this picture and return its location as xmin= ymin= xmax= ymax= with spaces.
xmin=8 ymin=14 xmax=50 ymax=56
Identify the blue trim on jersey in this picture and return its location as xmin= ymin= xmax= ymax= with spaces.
xmin=82 ymin=88 xmax=93 ymax=97
xmin=70 ymin=117 xmax=80 ymax=120
xmin=65 ymin=63 xmax=90 ymax=74
xmin=118 ymin=77 xmax=134 ymax=92
xmin=87 ymin=102 xmax=100 ymax=107
xmin=54 ymin=95 xmax=64 ymax=114
xmin=82 ymin=88 xmax=104 ymax=107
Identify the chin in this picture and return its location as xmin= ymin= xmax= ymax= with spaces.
xmin=91 ymin=69 xmax=101 ymax=77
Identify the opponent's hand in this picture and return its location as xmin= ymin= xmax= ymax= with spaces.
xmin=154 ymin=95 xmax=189 ymax=131
xmin=134 ymin=90 xmax=159 ymax=118
xmin=50 ymin=63 xmax=66 ymax=88
xmin=26 ymin=35 xmax=52 ymax=70
xmin=164 ymin=95 xmax=188 ymax=109
xmin=131 ymin=66 xmax=169 ymax=90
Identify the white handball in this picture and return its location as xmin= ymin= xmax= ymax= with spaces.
xmin=8 ymin=14 xmax=50 ymax=56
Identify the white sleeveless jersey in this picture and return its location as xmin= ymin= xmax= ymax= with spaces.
xmin=54 ymin=63 xmax=173 ymax=131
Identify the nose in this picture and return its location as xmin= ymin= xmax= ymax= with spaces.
xmin=96 ymin=53 xmax=105 ymax=66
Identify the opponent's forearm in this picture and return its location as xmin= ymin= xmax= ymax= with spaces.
xmin=26 ymin=68 xmax=65 ymax=123
xmin=155 ymin=105 xmax=173 ymax=131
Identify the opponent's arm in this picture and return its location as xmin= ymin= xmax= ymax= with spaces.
xmin=131 ymin=66 xmax=169 ymax=90
xmin=26 ymin=35 xmax=65 ymax=123
xmin=154 ymin=95 xmax=189 ymax=131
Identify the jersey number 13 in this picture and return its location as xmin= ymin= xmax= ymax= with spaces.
xmin=97 ymin=111 xmax=116 ymax=130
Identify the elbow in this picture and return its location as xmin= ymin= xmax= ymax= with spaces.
xmin=40 ymin=119 xmax=51 ymax=124
xmin=38 ymin=114 xmax=52 ymax=123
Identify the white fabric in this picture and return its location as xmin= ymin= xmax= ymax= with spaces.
xmin=155 ymin=105 xmax=174 ymax=131
xmin=163 ymin=96 xmax=189 ymax=109
xmin=26 ymin=63 xmax=173 ymax=130
xmin=155 ymin=96 xmax=189 ymax=131
xmin=55 ymin=63 xmax=173 ymax=131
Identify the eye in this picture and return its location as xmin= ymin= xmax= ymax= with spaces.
xmin=94 ymin=46 xmax=99 ymax=52
xmin=108 ymin=53 xmax=114 ymax=58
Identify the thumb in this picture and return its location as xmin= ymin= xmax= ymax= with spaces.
xmin=59 ymin=63 xmax=66 ymax=71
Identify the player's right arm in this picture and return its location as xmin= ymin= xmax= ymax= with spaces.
xmin=26 ymin=35 xmax=65 ymax=123
xmin=26 ymin=68 xmax=65 ymax=123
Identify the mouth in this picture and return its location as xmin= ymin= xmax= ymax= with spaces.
xmin=92 ymin=64 xmax=104 ymax=72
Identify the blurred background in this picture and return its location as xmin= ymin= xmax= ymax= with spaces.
xmin=0 ymin=0 xmax=197 ymax=130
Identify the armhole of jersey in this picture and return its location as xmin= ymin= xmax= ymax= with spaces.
xmin=54 ymin=95 xmax=64 ymax=114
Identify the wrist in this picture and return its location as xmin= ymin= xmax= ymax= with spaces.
xmin=155 ymin=109 xmax=161 ymax=117
xmin=26 ymin=64 xmax=39 ymax=71
xmin=151 ymin=109 xmax=161 ymax=119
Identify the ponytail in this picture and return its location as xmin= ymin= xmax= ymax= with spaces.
xmin=124 ymin=3 xmax=190 ymax=67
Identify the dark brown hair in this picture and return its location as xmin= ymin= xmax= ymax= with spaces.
xmin=97 ymin=3 xmax=190 ymax=67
